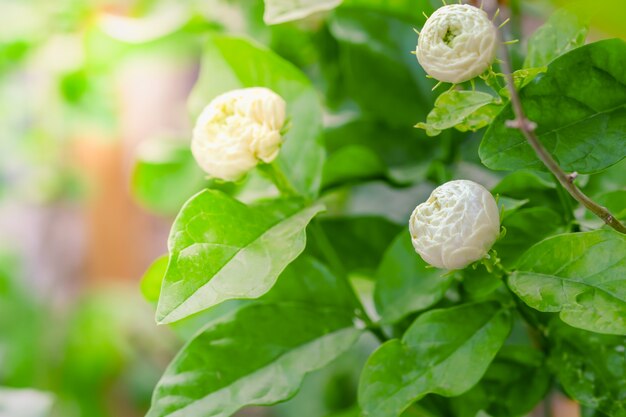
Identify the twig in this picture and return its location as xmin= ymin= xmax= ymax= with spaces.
xmin=495 ymin=21 xmax=626 ymax=234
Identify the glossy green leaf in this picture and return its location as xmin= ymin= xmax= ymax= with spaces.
xmin=480 ymin=39 xmax=626 ymax=174
xmin=548 ymin=320 xmax=626 ymax=416
xmin=374 ymin=232 xmax=453 ymax=324
xmin=0 ymin=388 xmax=54 ymax=417
xmin=148 ymin=256 xmax=362 ymax=417
xmin=156 ymin=190 xmax=323 ymax=324
xmin=263 ymin=0 xmax=342 ymax=24
xmin=415 ymin=91 xmax=501 ymax=136
xmin=508 ymin=230 xmax=626 ymax=335
xmin=189 ymin=35 xmax=325 ymax=198
xmin=358 ymin=302 xmax=512 ymax=417
xmin=131 ymin=139 xmax=208 ymax=216
xmin=524 ymin=8 xmax=589 ymax=68
xmin=328 ymin=8 xmax=434 ymax=127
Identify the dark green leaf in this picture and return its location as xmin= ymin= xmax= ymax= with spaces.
xmin=415 ymin=91 xmax=502 ymax=136
xmin=131 ymin=139 xmax=208 ymax=216
xmin=480 ymin=39 xmax=626 ymax=174
xmin=358 ymin=302 xmax=512 ymax=417
xmin=548 ymin=320 xmax=626 ymax=416
xmin=156 ymin=190 xmax=323 ymax=324
xmin=508 ymin=230 xmax=626 ymax=335
xmin=493 ymin=207 xmax=563 ymax=267
xmin=524 ymin=8 xmax=589 ymax=68
xmin=374 ymin=232 xmax=453 ymax=324
xmin=309 ymin=216 xmax=402 ymax=275
xmin=148 ymin=256 xmax=362 ymax=417
xmin=328 ymin=8 xmax=434 ymax=127
xmin=263 ymin=0 xmax=342 ymax=25
xmin=189 ymin=35 xmax=325 ymax=198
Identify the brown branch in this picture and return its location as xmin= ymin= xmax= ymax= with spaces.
xmin=495 ymin=23 xmax=626 ymax=234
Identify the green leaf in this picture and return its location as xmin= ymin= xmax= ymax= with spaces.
xmin=328 ymin=8 xmax=434 ymax=127
xmin=374 ymin=232 xmax=453 ymax=324
xmin=131 ymin=139 xmax=208 ymax=216
xmin=0 ymin=388 xmax=54 ymax=417
xmin=308 ymin=216 xmax=402 ymax=275
xmin=340 ymin=0 xmax=433 ymax=24
xmin=524 ymin=8 xmax=589 ymax=68
xmin=479 ymin=346 xmax=551 ymax=417
xmin=508 ymin=230 xmax=626 ymax=335
xmin=140 ymin=255 xmax=168 ymax=304
xmin=415 ymin=91 xmax=502 ymax=136
xmin=358 ymin=302 xmax=512 ymax=417
xmin=148 ymin=256 xmax=362 ymax=417
xmin=323 ymin=120 xmax=437 ymax=186
xmin=189 ymin=35 xmax=325 ymax=198
xmin=156 ymin=190 xmax=323 ymax=324
xmin=548 ymin=320 xmax=626 ymax=416
xmin=263 ymin=0 xmax=342 ymax=24
xmin=322 ymin=145 xmax=387 ymax=188
xmin=493 ymin=207 xmax=563 ymax=267
xmin=480 ymin=39 xmax=626 ymax=174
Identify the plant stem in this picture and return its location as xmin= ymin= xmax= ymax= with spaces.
xmin=309 ymin=221 xmax=389 ymax=344
xmin=496 ymin=30 xmax=626 ymax=234
xmin=259 ymin=162 xmax=300 ymax=197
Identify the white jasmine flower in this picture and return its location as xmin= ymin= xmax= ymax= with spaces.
xmin=191 ymin=87 xmax=286 ymax=181
xmin=409 ymin=180 xmax=500 ymax=270
xmin=416 ymin=4 xmax=498 ymax=84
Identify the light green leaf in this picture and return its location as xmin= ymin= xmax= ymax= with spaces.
xmin=374 ymin=232 xmax=453 ymax=324
xmin=415 ymin=91 xmax=501 ymax=136
xmin=480 ymin=39 xmax=626 ymax=174
xmin=140 ymin=255 xmax=168 ymax=304
xmin=548 ymin=320 xmax=626 ymax=417
xmin=358 ymin=302 xmax=512 ymax=417
xmin=148 ymin=256 xmax=362 ymax=417
xmin=131 ymin=139 xmax=208 ymax=216
xmin=156 ymin=190 xmax=323 ymax=324
xmin=263 ymin=0 xmax=342 ymax=24
xmin=524 ymin=8 xmax=589 ymax=68
xmin=508 ymin=230 xmax=626 ymax=335
xmin=340 ymin=0 xmax=433 ymax=24
xmin=0 ymin=388 xmax=53 ymax=417
xmin=189 ymin=35 xmax=325 ymax=198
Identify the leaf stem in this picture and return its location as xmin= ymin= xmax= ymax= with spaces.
xmin=496 ymin=25 xmax=626 ymax=234
xmin=309 ymin=221 xmax=389 ymax=344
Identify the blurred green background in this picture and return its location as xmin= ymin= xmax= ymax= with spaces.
xmin=1 ymin=0 xmax=624 ymax=416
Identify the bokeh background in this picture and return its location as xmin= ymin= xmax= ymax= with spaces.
xmin=1 ymin=0 xmax=625 ymax=416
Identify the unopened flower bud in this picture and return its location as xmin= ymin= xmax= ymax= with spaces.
xmin=409 ymin=180 xmax=500 ymax=270
xmin=191 ymin=87 xmax=286 ymax=182
xmin=416 ymin=4 xmax=498 ymax=84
